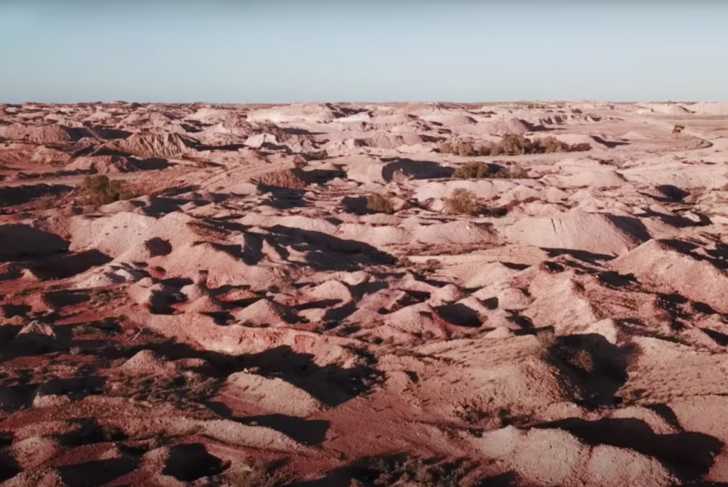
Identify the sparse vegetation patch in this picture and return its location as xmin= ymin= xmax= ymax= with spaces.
xmin=453 ymin=161 xmax=528 ymax=179
xmin=79 ymin=175 xmax=136 ymax=205
xmin=444 ymin=188 xmax=481 ymax=216
xmin=440 ymin=133 xmax=591 ymax=156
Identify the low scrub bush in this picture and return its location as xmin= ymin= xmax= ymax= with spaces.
xmin=453 ymin=161 xmax=528 ymax=179
xmin=439 ymin=133 xmax=591 ymax=156
xmin=444 ymin=188 xmax=481 ymax=216
xmin=79 ymin=175 xmax=136 ymax=205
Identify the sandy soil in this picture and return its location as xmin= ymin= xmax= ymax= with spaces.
xmin=1 ymin=100 xmax=728 ymax=486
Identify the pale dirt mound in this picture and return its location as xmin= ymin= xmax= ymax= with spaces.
xmin=544 ymin=159 xmax=626 ymax=188
xmin=0 ymin=123 xmax=89 ymax=145
xmin=29 ymin=146 xmax=74 ymax=165
xmin=686 ymin=102 xmax=728 ymax=116
xmin=612 ymin=239 xmax=728 ymax=313
xmin=105 ymin=132 xmax=198 ymax=159
xmin=185 ymin=106 xmax=242 ymax=124
xmin=362 ymin=131 xmax=432 ymax=150
xmin=636 ymin=103 xmax=694 ymax=115
xmin=505 ymin=209 xmax=650 ymax=255
xmin=68 ymin=211 xmax=280 ymax=289
xmin=621 ymin=159 xmax=728 ymax=189
xmin=416 ymin=109 xmax=477 ymax=126
xmin=67 ymin=155 xmax=168 ymax=174
xmin=468 ymin=426 xmax=675 ymax=487
xmin=520 ymin=270 xmax=600 ymax=333
xmin=216 ymin=371 xmax=323 ymax=417
xmin=404 ymin=220 xmax=498 ymax=247
xmin=246 ymin=103 xmax=340 ymax=124
xmin=336 ymin=220 xmax=496 ymax=249
xmin=483 ymin=117 xmax=533 ymax=136
xmin=401 ymin=335 xmax=580 ymax=420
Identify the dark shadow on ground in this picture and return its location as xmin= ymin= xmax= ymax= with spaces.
xmin=59 ymin=456 xmax=139 ymax=487
xmin=0 ymin=184 xmax=72 ymax=207
xmin=544 ymin=333 xmax=638 ymax=407
xmin=543 ymin=248 xmax=614 ymax=265
xmin=436 ymin=303 xmax=482 ymax=327
xmin=26 ymin=250 xmax=112 ymax=279
xmin=162 ymin=443 xmax=225 ymax=482
xmin=591 ymin=135 xmax=629 ymax=148
xmin=0 ymin=225 xmax=68 ymax=261
xmin=382 ymin=159 xmax=454 ymax=182
xmin=537 ymin=416 xmax=722 ymax=482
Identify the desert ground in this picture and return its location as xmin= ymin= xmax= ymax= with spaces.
xmin=1 ymin=100 xmax=728 ymax=486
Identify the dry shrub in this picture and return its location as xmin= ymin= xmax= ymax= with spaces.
xmin=79 ymin=175 xmax=136 ymax=205
xmin=350 ymin=454 xmax=479 ymax=487
xmin=569 ymin=142 xmax=593 ymax=152
xmin=220 ymin=459 xmax=293 ymax=487
xmin=453 ymin=161 xmax=528 ymax=179
xmin=439 ymin=133 xmax=591 ymax=156
xmin=366 ymin=193 xmax=395 ymax=214
xmin=453 ymin=161 xmax=494 ymax=179
xmin=444 ymin=188 xmax=481 ymax=216
xmin=254 ymin=169 xmax=307 ymax=189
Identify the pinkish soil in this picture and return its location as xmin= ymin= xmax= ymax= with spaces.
xmin=2 ymin=101 xmax=728 ymax=486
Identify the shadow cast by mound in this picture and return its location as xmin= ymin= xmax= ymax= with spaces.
xmin=538 ymin=416 xmax=722 ymax=481
xmin=267 ymin=225 xmax=396 ymax=271
xmin=258 ymin=186 xmax=308 ymax=210
xmin=591 ymin=135 xmax=629 ymax=148
xmin=382 ymin=158 xmax=454 ymax=182
xmin=162 ymin=443 xmax=225 ymax=482
xmin=436 ymin=303 xmax=482 ymax=327
xmin=0 ymin=224 xmax=68 ymax=261
xmin=236 ymin=345 xmax=382 ymax=407
xmin=59 ymin=456 xmax=139 ymax=487
xmin=545 ymin=333 xmax=638 ymax=407
xmin=26 ymin=249 xmax=112 ymax=279
xmin=0 ymin=183 xmax=72 ymax=207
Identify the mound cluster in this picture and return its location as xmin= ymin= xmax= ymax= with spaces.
xmin=1 ymin=101 xmax=728 ymax=485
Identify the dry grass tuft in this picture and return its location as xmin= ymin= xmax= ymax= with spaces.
xmin=444 ymin=189 xmax=481 ymax=216
xmin=366 ymin=193 xmax=395 ymax=214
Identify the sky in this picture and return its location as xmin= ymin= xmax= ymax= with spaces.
xmin=1 ymin=1 xmax=727 ymax=103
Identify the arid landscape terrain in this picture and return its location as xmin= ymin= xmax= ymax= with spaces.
xmin=2 ymin=100 xmax=728 ymax=486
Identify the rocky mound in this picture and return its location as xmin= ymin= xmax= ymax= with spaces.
xmin=505 ymin=209 xmax=650 ymax=255
xmin=105 ymin=132 xmax=197 ymax=159
xmin=612 ymin=239 xmax=728 ymax=313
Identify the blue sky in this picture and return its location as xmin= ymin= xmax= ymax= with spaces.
xmin=1 ymin=1 xmax=726 ymax=102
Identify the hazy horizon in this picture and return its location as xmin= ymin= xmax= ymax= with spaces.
xmin=2 ymin=1 xmax=727 ymax=103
